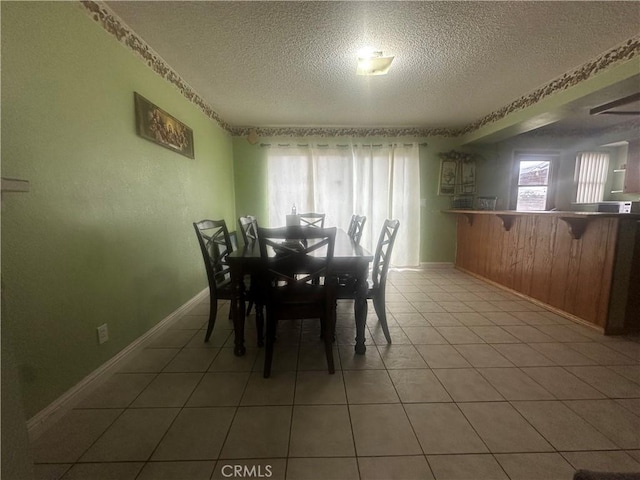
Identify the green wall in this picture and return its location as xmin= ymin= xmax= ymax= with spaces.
xmin=232 ymin=136 xmax=462 ymax=263
xmin=1 ymin=2 xmax=236 ymax=417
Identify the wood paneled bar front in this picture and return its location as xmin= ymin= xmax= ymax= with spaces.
xmin=445 ymin=210 xmax=640 ymax=334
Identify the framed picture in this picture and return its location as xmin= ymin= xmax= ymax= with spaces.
xmin=438 ymin=159 xmax=457 ymax=195
xmin=134 ymin=92 xmax=194 ymax=159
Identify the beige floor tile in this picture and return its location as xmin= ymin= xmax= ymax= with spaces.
xmin=388 ymin=369 xmax=452 ymax=403
xmin=512 ymin=401 xmax=617 ymax=451
xmin=495 ymin=453 xmax=575 ymax=480
xmin=137 ymin=461 xmax=215 ymax=480
xmin=297 ymin=343 xmax=340 ymax=371
xmin=131 ymin=372 xmax=203 ymax=407
xmin=564 ymin=399 xmax=640 ymax=449
xmin=412 ymin=301 xmax=448 ymax=314
xmin=253 ymin=345 xmax=300 ymax=372
xmin=58 ymin=462 xmax=143 ymax=479
xmin=436 ymin=326 xmax=485 ymax=344
xmin=512 ymin=311 xmax=559 ymax=325
xmin=338 ymin=344 xmax=386 ymax=370
xmin=294 ymin=370 xmax=347 ymax=404
xmin=564 ymin=366 xmax=640 ymax=398
xmin=405 ymin=403 xmax=488 ymax=454
xmin=241 ymin=371 xmax=296 ymax=405
xmin=521 ymin=367 xmax=606 ymax=399
xmin=477 ymin=367 xmax=554 ymax=400
xmin=162 ymin=347 xmax=220 ymax=372
xmin=561 ymin=450 xmax=640 ymax=472
xmin=32 ymin=409 xmax=122 ymax=463
xmin=468 ymin=326 xmax=520 ymax=343
xmin=458 ymin=402 xmax=553 ymax=453
xmin=393 ymin=312 xmax=430 ymax=327
xmin=350 ymin=404 xmax=422 ymax=456
xmin=386 ymin=301 xmax=419 ymax=314
xmin=147 ymin=329 xmax=198 ymax=348
xmin=565 ymin=342 xmax=638 ymax=365
xmin=603 ymin=340 xmax=640 ymax=359
xmin=533 ymin=325 xmax=594 ymax=343
xmin=463 ymin=301 xmax=505 ymax=312
xmin=615 ymin=398 xmax=640 ymax=417
xmin=500 ymin=326 xmax=556 ymax=343
xmin=343 ymin=369 xmax=399 ymax=404
xmin=285 ymin=457 xmax=359 ymax=480
xmin=529 ymin=342 xmax=596 ymax=366
xmin=427 ymin=454 xmax=508 ymax=480
xmin=377 ymin=344 xmax=429 ymax=369
xmin=220 ymin=406 xmax=292 ymax=459
xmin=450 ymin=292 xmax=486 ymax=302
xmin=289 ymin=405 xmax=355 ymax=457
xmin=491 ymin=343 xmax=555 ymax=367
xmin=358 ymin=455 xmax=434 ymax=480
xmin=401 ymin=326 xmax=449 ymax=344
xmin=209 ymin=347 xmax=259 ymax=372
xmin=118 ymin=348 xmax=179 ymax=373
xmin=33 ymin=463 xmax=71 ymax=480
xmin=76 ymin=373 xmax=156 ymax=408
xmin=626 ymin=450 xmax=640 ymax=464
xmin=415 ymin=344 xmax=471 ymax=369
xmin=454 ymin=344 xmax=514 ymax=367
xmin=80 ymin=408 xmax=179 ymax=462
xmin=172 ymin=314 xmax=208 ymax=330
xmin=369 ymin=326 xmax=412 ymax=345
xmin=452 ymin=312 xmax=496 ymax=326
xmin=433 ymin=368 xmax=504 ymax=402
xmin=423 ymin=312 xmax=462 ymax=326
xmin=481 ymin=311 xmax=526 ymax=325
xmin=186 ymin=372 xmax=250 ymax=407
xmin=437 ymin=301 xmax=475 ymax=313
xmin=190 ymin=328 xmax=233 ymax=348
xmin=608 ymin=365 xmax=640 ymax=384
xmin=211 ymin=459 xmax=286 ymax=480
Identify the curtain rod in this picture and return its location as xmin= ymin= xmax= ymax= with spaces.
xmin=259 ymin=143 xmax=428 ymax=148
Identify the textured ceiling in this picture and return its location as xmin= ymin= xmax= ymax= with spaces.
xmin=104 ymin=1 xmax=640 ymax=130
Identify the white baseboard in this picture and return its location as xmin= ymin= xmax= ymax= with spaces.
xmin=27 ymin=288 xmax=208 ymax=441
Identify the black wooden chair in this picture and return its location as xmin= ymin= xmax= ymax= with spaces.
xmin=193 ymin=219 xmax=236 ymax=342
xmin=298 ymin=212 xmax=326 ymax=228
xmin=238 ymin=215 xmax=259 ymax=246
xmin=347 ymin=214 xmax=366 ymax=245
xmin=256 ymin=225 xmax=337 ymax=378
xmin=338 ymin=219 xmax=400 ymax=344
xmin=237 ymin=215 xmax=263 ymax=344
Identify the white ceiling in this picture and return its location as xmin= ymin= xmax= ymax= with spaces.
xmin=105 ymin=1 xmax=640 ymax=131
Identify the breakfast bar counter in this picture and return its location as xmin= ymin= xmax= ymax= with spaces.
xmin=445 ymin=210 xmax=640 ymax=334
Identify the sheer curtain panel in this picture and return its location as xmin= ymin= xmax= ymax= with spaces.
xmin=267 ymin=142 xmax=420 ymax=267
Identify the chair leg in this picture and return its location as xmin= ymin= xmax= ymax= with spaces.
xmin=247 ymin=300 xmax=254 ymax=316
xmin=255 ymin=303 xmax=264 ymax=347
xmin=372 ymin=295 xmax=392 ymax=344
xmin=263 ymin=313 xmax=276 ymax=378
xmin=204 ymin=297 xmax=217 ymax=342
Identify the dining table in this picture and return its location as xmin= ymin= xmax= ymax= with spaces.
xmin=226 ymin=228 xmax=374 ymax=356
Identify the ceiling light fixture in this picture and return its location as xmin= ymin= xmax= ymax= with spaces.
xmin=356 ymin=50 xmax=394 ymax=76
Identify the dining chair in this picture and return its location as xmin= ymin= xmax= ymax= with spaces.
xmin=193 ymin=219 xmax=236 ymax=342
xmin=338 ymin=219 xmax=400 ymax=344
xmin=237 ymin=214 xmax=262 ymax=340
xmin=238 ymin=215 xmax=259 ymax=246
xmin=256 ymin=225 xmax=337 ymax=378
xmin=347 ymin=214 xmax=366 ymax=245
xmin=298 ymin=212 xmax=326 ymax=228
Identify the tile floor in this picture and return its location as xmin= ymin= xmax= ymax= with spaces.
xmin=31 ymin=268 xmax=640 ymax=480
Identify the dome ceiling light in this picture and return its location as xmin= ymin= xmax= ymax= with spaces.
xmin=356 ymin=50 xmax=394 ymax=76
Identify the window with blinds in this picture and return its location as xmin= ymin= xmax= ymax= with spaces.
xmin=574 ymin=152 xmax=610 ymax=203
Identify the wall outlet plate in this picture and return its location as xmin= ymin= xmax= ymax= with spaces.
xmin=97 ymin=324 xmax=109 ymax=344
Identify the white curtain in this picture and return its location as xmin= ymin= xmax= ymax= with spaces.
xmin=575 ymin=151 xmax=610 ymax=203
xmin=267 ymin=142 xmax=420 ymax=267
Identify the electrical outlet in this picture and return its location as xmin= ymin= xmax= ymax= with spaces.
xmin=97 ymin=324 xmax=109 ymax=344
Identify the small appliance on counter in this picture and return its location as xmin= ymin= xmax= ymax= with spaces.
xmin=571 ymin=201 xmax=638 ymax=213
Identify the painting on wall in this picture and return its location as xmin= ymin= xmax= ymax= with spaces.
xmin=134 ymin=92 xmax=194 ymax=159
xmin=438 ymin=150 xmax=477 ymax=195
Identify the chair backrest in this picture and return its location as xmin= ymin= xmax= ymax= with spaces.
xmin=257 ymin=226 xmax=336 ymax=287
xmin=371 ymin=219 xmax=400 ymax=289
xmin=238 ymin=215 xmax=259 ymax=246
xmin=298 ymin=212 xmax=326 ymax=228
xmin=348 ymin=214 xmax=366 ymax=245
xmin=193 ymin=219 xmax=234 ymax=288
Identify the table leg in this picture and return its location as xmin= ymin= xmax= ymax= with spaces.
xmin=231 ymin=270 xmax=246 ymax=357
xmin=353 ymin=263 xmax=369 ymax=355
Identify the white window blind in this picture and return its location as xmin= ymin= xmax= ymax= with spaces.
xmin=574 ymin=152 xmax=609 ymax=203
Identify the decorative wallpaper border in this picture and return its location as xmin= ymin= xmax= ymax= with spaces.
xmin=81 ymin=1 xmax=639 ymax=139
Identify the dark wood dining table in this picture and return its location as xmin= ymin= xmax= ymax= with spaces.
xmin=226 ymin=228 xmax=373 ymax=356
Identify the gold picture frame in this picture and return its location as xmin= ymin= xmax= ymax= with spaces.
xmin=134 ymin=92 xmax=194 ymax=159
